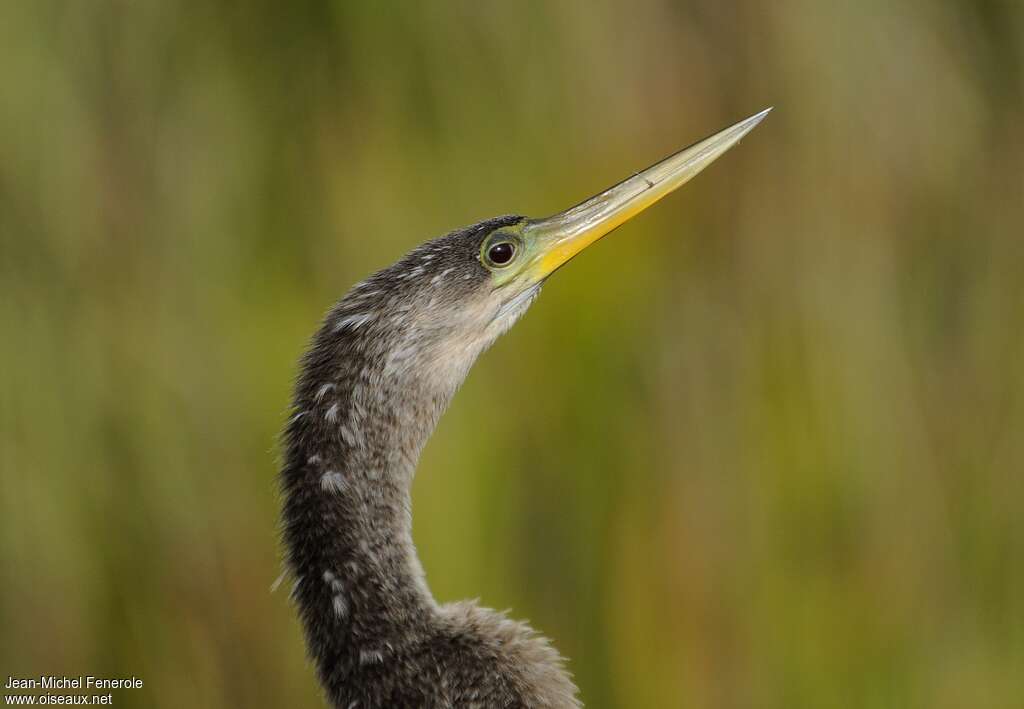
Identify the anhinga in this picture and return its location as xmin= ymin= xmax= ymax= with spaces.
xmin=280 ymin=109 xmax=769 ymax=708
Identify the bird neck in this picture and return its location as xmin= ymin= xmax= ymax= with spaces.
xmin=280 ymin=344 xmax=461 ymax=682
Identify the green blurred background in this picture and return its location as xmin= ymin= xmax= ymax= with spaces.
xmin=2 ymin=2 xmax=1022 ymax=707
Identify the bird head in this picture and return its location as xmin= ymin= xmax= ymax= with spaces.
xmin=320 ymin=109 xmax=770 ymax=398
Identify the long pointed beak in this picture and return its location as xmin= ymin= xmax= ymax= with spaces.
xmin=524 ymin=108 xmax=771 ymax=280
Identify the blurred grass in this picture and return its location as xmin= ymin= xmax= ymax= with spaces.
xmin=2 ymin=1 xmax=1023 ymax=707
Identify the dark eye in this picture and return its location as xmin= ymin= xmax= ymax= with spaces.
xmin=486 ymin=241 xmax=516 ymax=266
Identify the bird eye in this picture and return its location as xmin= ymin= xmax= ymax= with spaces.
xmin=485 ymin=241 xmax=516 ymax=267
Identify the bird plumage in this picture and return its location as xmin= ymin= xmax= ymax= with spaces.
xmin=281 ymin=217 xmax=579 ymax=708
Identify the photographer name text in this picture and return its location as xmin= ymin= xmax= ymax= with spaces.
xmin=5 ymin=677 xmax=142 ymax=691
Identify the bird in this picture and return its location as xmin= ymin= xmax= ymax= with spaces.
xmin=279 ymin=108 xmax=770 ymax=708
